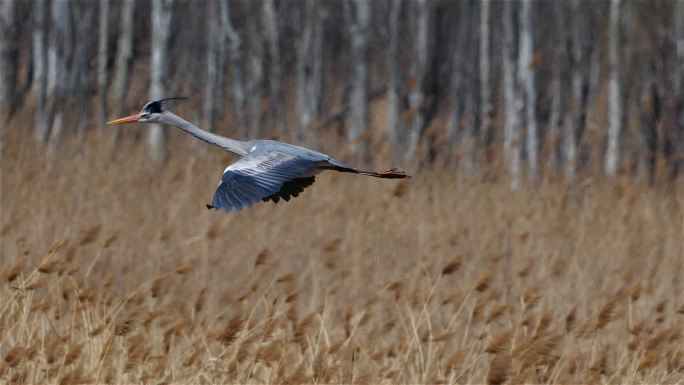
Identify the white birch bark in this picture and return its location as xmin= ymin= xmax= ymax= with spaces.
xmin=519 ymin=0 xmax=537 ymax=182
xmin=457 ymin=1 xmax=476 ymax=175
xmin=296 ymin=0 xmax=324 ymax=143
xmin=111 ymin=0 xmax=135 ymax=115
xmin=97 ymin=0 xmax=110 ymax=126
xmin=311 ymin=4 xmax=324 ymax=115
xmin=346 ymin=0 xmax=370 ymax=152
xmin=385 ymin=0 xmax=401 ymax=160
xmin=45 ymin=0 xmax=71 ymax=148
xmin=605 ymin=0 xmax=622 ymax=176
xmin=221 ymin=0 xmax=245 ymax=128
xmin=32 ymin=0 xmax=47 ymax=141
xmin=263 ymin=0 xmax=282 ymax=132
xmin=213 ymin=4 xmax=227 ymax=126
xmin=246 ymin=8 xmax=264 ymax=137
xmin=404 ymin=0 xmax=429 ymax=163
xmin=45 ymin=1 xmax=64 ymax=113
xmin=310 ymin=2 xmax=324 ymax=140
xmin=149 ymin=0 xmax=174 ymax=164
xmin=0 ymin=0 xmax=14 ymax=108
xmin=461 ymin=68 xmax=477 ymax=175
xmin=296 ymin=0 xmax=314 ymax=140
xmin=479 ymin=0 xmax=492 ymax=149
xmin=502 ymin=1 xmax=521 ymax=189
xmin=202 ymin=1 xmax=220 ymax=132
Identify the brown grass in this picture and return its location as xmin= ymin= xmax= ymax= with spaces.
xmin=1 ymin=127 xmax=683 ymax=384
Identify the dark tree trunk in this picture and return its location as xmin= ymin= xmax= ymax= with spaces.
xmin=0 ymin=0 xmax=16 ymax=113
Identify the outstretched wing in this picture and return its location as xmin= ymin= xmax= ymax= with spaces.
xmin=209 ymin=150 xmax=321 ymax=212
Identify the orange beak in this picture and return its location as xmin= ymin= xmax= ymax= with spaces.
xmin=106 ymin=113 xmax=141 ymax=125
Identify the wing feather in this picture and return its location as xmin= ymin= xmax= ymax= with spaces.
xmin=210 ymin=150 xmax=321 ymax=212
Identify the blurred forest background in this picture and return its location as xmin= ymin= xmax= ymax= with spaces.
xmin=1 ymin=2 xmax=684 ymax=384
xmin=1 ymin=0 xmax=683 ymax=185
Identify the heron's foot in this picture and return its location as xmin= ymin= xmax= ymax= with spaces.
xmin=381 ymin=168 xmax=411 ymax=179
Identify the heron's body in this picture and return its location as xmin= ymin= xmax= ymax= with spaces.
xmin=107 ymin=98 xmax=410 ymax=213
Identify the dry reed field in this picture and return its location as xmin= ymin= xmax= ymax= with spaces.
xmin=1 ymin=128 xmax=683 ymax=384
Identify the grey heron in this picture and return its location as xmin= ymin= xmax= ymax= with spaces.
xmin=107 ymin=97 xmax=410 ymax=212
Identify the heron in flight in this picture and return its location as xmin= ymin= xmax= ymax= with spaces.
xmin=107 ymin=97 xmax=410 ymax=213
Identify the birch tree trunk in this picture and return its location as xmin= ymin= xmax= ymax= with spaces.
xmin=584 ymin=29 xmax=601 ymax=169
xmin=638 ymin=62 xmax=658 ymax=181
xmin=202 ymin=1 xmax=220 ymax=132
xmin=111 ymin=0 xmax=135 ymax=116
xmin=548 ymin=67 xmax=561 ymax=171
xmin=149 ymin=0 xmax=174 ymax=164
xmin=221 ymin=0 xmax=245 ymax=129
xmin=502 ymin=0 xmax=521 ymax=189
xmin=32 ymin=0 xmax=47 ymax=141
xmin=0 ymin=0 xmax=15 ymax=111
xmin=212 ymin=3 xmax=227 ymax=128
xmin=605 ymin=0 xmax=622 ymax=177
xmin=563 ymin=0 xmax=584 ymax=180
xmin=45 ymin=0 xmax=71 ymax=149
xmin=296 ymin=0 xmax=324 ymax=143
xmin=246 ymin=8 xmax=264 ymax=137
xmin=675 ymin=0 xmax=684 ymax=177
xmin=97 ymin=0 xmax=110 ymax=127
xmin=404 ymin=0 xmax=429 ymax=163
xmin=447 ymin=0 xmax=472 ymax=149
xmin=479 ymin=0 xmax=492 ymax=154
xmin=571 ymin=6 xmax=601 ymax=174
xmin=346 ymin=0 xmax=370 ymax=153
xmin=546 ymin=2 xmax=565 ymax=174
xmin=459 ymin=1 xmax=477 ymax=175
xmin=71 ymin=3 xmax=93 ymax=134
xmin=385 ymin=0 xmax=401 ymax=161
xmin=263 ymin=0 xmax=283 ymax=133
xmin=461 ymin=56 xmax=477 ymax=175
xmin=519 ymin=0 xmax=537 ymax=182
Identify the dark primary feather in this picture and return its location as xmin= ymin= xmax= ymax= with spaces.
xmin=262 ymin=176 xmax=316 ymax=203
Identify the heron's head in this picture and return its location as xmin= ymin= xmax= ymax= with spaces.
xmin=106 ymin=97 xmax=188 ymax=125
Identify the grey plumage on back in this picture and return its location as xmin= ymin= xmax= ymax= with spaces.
xmin=106 ymin=98 xmax=410 ymax=213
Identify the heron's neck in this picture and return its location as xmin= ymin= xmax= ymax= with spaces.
xmin=162 ymin=111 xmax=249 ymax=157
